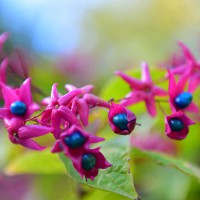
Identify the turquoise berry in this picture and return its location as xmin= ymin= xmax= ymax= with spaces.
xmin=169 ymin=118 xmax=184 ymax=132
xmin=10 ymin=101 xmax=27 ymax=115
xmin=64 ymin=131 xmax=86 ymax=149
xmin=81 ymin=153 xmax=96 ymax=171
xmin=112 ymin=113 xmax=128 ymax=130
xmin=174 ymin=92 xmax=192 ymax=109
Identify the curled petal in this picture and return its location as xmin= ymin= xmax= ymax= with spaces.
xmin=58 ymin=106 xmax=81 ymax=126
xmin=51 ymin=109 xmax=62 ymax=139
xmin=77 ymin=99 xmax=89 ymax=126
xmin=84 ymin=94 xmax=110 ymax=108
xmin=18 ymin=138 xmax=46 ymax=151
xmin=18 ymin=125 xmax=52 ymax=139
xmin=59 ymin=89 xmax=82 ymax=106
xmin=65 ymin=84 xmax=77 ymax=92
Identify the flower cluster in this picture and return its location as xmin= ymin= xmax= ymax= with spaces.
xmin=115 ymin=42 xmax=200 ymax=141
xmin=0 ymin=32 xmax=126 ymax=180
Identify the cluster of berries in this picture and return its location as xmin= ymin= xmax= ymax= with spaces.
xmin=0 ymin=32 xmax=138 ymax=180
xmin=0 ymin=31 xmax=199 ymax=180
xmin=115 ymin=42 xmax=199 ymax=140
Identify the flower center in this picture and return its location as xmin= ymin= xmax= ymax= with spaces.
xmin=64 ymin=131 xmax=86 ymax=149
xmin=174 ymin=92 xmax=192 ymax=109
xmin=169 ymin=118 xmax=184 ymax=132
xmin=81 ymin=153 xmax=96 ymax=171
xmin=10 ymin=101 xmax=27 ymax=116
xmin=112 ymin=113 xmax=128 ymax=130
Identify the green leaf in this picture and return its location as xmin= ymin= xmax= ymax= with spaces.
xmin=131 ymin=148 xmax=200 ymax=182
xmin=59 ymin=136 xmax=139 ymax=200
xmin=4 ymin=149 xmax=66 ymax=175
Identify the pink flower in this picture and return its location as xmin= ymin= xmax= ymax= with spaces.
xmin=108 ymin=102 xmax=136 ymax=135
xmin=168 ymin=69 xmax=198 ymax=113
xmin=6 ymin=117 xmax=52 ymax=150
xmin=0 ymin=78 xmax=39 ymax=120
xmin=165 ymin=111 xmax=195 ymax=140
xmin=170 ymin=42 xmax=200 ymax=92
xmin=71 ymin=148 xmax=111 ymax=181
xmin=51 ymin=125 xmax=104 ymax=155
xmin=116 ymin=62 xmax=167 ymax=117
xmin=41 ymin=84 xmax=82 ymax=139
xmin=65 ymin=84 xmax=110 ymax=126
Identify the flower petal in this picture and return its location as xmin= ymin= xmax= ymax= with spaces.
xmin=59 ymin=89 xmax=82 ymax=106
xmin=115 ymin=71 xmax=144 ymax=90
xmin=77 ymin=99 xmax=89 ymax=126
xmin=0 ymin=58 xmax=8 ymax=84
xmin=18 ymin=138 xmax=46 ymax=151
xmin=84 ymin=94 xmax=110 ymax=108
xmin=145 ymin=95 xmax=157 ymax=117
xmin=18 ymin=125 xmax=52 ymax=139
xmin=141 ymin=62 xmax=152 ymax=85
xmin=51 ymin=83 xmax=59 ymax=102
xmin=19 ymin=77 xmax=32 ymax=106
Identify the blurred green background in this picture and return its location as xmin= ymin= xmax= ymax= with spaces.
xmin=0 ymin=0 xmax=200 ymax=199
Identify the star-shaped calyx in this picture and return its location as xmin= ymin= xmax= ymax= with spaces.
xmin=115 ymin=62 xmax=167 ymax=117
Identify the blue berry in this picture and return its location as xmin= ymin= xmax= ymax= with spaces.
xmin=10 ymin=101 xmax=27 ymax=115
xmin=81 ymin=153 xmax=96 ymax=171
xmin=174 ymin=92 xmax=192 ymax=109
xmin=169 ymin=118 xmax=184 ymax=132
xmin=64 ymin=131 xmax=86 ymax=149
xmin=112 ymin=113 xmax=128 ymax=130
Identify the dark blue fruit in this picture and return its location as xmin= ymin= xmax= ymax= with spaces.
xmin=10 ymin=101 xmax=27 ymax=115
xmin=112 ymin=113 xmax=128 ymax=130
xmin=81 ymin=153 xmax=96 ymax=171
xmin=64 ymin=132 xmax=86 ymax=149
xmin=169 ymin=118 xmax=184 ymax=132
xmin=174 ymin=92 xmax=192 ymax=109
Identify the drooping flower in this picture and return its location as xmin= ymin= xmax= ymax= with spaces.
xmin=115 ymin=62 xmax=167 ymax=117
xmin=165 ymin=111 xmax=195 ymax=140
xmin=71 ymin=147 xmax=111 ymax=181
xmin=65 ymin=84 xmax=110 ymax=126
xmin=51 ymin=125 xmax=104 ymax=155
xmin=108 ymin=102 xmax=136 ymax=135
xmin=168 ymin=69 xmax=198 ymax=113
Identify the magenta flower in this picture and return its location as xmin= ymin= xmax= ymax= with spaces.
xmin=116 ymin=62 xmax=167 ymax=117
xmin=165 ymin=111 xmax=195 ymax=140
xmin=168 ymin=69 xmax=198 ymax=113
xmin=41 ymin=84 xmax=82 ymax=139
xmin=6 ymin=118 xmax=52 ymax=150
xmin=170 ymin=42 xmax=200 ymax=92
xmin=51 ymin=125 xmax=104 ymax=155
xmin=108 ymin=102 xmax=136 ymax=135
xmin=71 ymin=147 xmax=111 ymax=181
xmin=0 ymin=78 xmax=39 ymax=120
xmin=65 ymin=84 xmax=110 ymax=126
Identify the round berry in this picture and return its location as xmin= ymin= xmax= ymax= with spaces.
xmin=174 ymin=92 xmax=192 ymax=109
xmin=10 ymin=101 xmax=27 ymax=115
xmin=81 ymin=153 xmax=96 ymax=171
xmin=112 ymin=113 xmax=128 ymax=130
xmin=169 ymin=118 xmax=184 ymax=132
xmin=64 ymin=131 xmax=86 ymax=149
